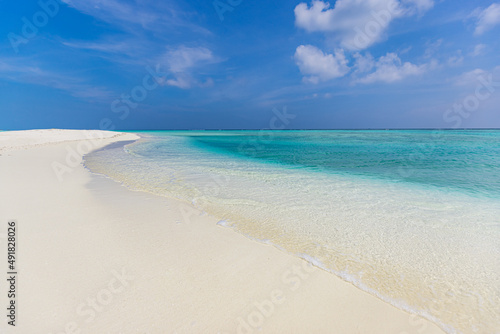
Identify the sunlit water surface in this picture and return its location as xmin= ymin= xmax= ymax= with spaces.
xmin=85 ymin=130 xmax=500 ymax=334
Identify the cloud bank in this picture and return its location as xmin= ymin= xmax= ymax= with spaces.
xmin=294 ymin=0 xmax=434 ymax=50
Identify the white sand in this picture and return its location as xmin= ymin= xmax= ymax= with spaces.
xmin=0 ymin=129 xmax=121 ymax=153
xmin=0 ymin=129 xmax=446 ymax=334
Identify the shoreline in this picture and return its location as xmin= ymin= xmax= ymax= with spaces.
xmin=0 ymin=129 xmax=446 ymax=334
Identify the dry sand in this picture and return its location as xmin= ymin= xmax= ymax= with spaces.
xmin=0 ymin=129 xmax=446 ymax=334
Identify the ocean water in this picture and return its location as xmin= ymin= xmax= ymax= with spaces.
xmin=85 ymin=130 xmax=500 ymax=334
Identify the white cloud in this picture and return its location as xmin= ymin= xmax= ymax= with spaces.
xmin=292 ymin=1 xmax=438 ymax=85
xmin=471 ymin=44 xmax=486 ymax=57
xmin=61 ymin=0 xmax=211 ymax=35
xmin=447 ymin=50 xmax=464 ymax=67
xmin=165 ymin=46 xmax=214 ymax=73
xmin=62 ymin=0 xmax=159 ymax=29
xmin=294 ymin=45 xmax=350 ymax=84
xmin=160 ymin=46 xmax=218 ymax=89
xmin=474 ymin=3 xmax=500 ymax=35
xmin=454 ymin=69 xmax=488 ymax=86
xmin=423 ymin=38 xmax=443 ymax=58
xmin=0 ymin=57 xmax=112 ymax=99
xmin=353 ymin=52 xmax=375 ymax=73
xmin=355 ymin=52 xmax=427 ymax=84
xmin=63 ymin=40 xmax=132 ymax=54
xmin=294 ymin=0 xmax=434 ymax=50
xmin=402 ymin=0 xmax=434 ymax=14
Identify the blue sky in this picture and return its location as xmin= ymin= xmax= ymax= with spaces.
xmin=1 ymin=0 xmax=500 ymax=130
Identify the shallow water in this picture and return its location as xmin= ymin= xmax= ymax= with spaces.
xmin=85 ymin=130 xmax=500 ymax=334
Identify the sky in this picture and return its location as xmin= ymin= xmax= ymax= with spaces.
xmin=1 ymin=0 xmax=500 ymax=130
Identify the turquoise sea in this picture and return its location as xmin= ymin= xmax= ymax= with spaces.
xmin=85 ymin=130 xmax=500 ymax=334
